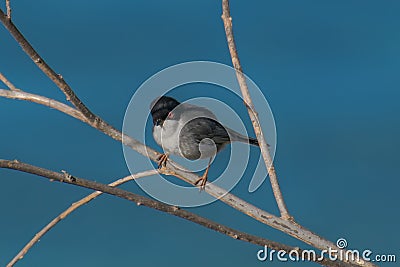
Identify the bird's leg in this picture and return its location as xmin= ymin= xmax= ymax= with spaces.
xmin=194 ymin=157 xmax=213 ymax=190
xmin=157 ymin=153 xmax=169 ymax=168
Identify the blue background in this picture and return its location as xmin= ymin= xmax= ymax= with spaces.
xmin=1 ymin=1 xmax=399 ymax=266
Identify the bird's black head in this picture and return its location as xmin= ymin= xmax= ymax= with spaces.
xmin=150 ymin=96 xmax=180 ymax=126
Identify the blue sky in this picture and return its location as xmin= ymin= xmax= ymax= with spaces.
xmin=1 ymin=1 xmax=399 ymax=266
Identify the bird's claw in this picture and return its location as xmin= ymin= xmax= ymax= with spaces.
xmin=194 ymin=175 xmax=208 ymax=191
xmin=194 ymin=157 xmax=212 ymax=191
xmin=157 ymin=153 xmax=169 ymax=168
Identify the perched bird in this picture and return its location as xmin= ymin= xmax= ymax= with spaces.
xmin=150 ymin=96 xmax=259 ymax=189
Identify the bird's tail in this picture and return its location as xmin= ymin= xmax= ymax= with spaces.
xmin=248 ymin=137 xmax=259 ymax=146
xmin=227 ymin=128 xmax=260 ymax=147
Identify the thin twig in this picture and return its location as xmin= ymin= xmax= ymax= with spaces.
xmin=0 ymin=9 xmax=114 ymax=135
xmin=0 ymin=89 xmax=87 ymax=122
xmin=0 ymin=8 xmax=376 ymax=267
xmin=0 ymin=159 xmax=358 ymax=267
xmin=5 ymin=0 xmax=11 ymax=18
xmin=7 ymin=170 xmax=158 ymax=267
xmin=0 ymin=73 xmax=20 ymax=91
xmin=221 ymin=0 xmax=291 ymax=220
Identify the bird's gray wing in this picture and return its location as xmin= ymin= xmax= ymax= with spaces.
xmin=179 ymin=103 xmax=259 ymax=146
xmin=179 ymin=117 xmax=230 ymax=160
xmin=225 ymin=127 xmax=259 ymax=146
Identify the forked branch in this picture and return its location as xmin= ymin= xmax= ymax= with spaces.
xmin=0 ymin=160 xmax=349 ymax=267
xmin=7 ymin=170 xmax=158 ymax=267
xmin=0 ymin=72 xmax=19 ymax=91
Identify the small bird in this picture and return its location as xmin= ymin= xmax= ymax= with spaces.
xmin=150 ymin=96 xmax=259 ymax=189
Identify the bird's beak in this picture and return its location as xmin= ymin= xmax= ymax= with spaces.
xmin=155 ymin=119 xmax=163 ymax=126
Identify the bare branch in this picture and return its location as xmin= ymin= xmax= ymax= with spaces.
xmin=221 ymin=0 xmax=291 ymax=220
xmin=0 ymin=160 xmax=352 ymax=267
xmin=7 ymin=170 xmax=158 ymax=267
xmin=0 ymin=73 xmax=20 ymax=91
xmin=0 ymin=89 xmax=87 ymax=122
xmin=0 ymin=9 xmax=101 ymax=127
xmin=0 ymin=159 xmax=360 ymax=267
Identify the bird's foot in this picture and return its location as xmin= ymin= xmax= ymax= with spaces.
xmin=194 ymin=157 xmax=212 ymax=191
xmin=157 ymin=153 xmax=169 ymax=169
xmin=194 ymin=173 xmax=208 ymax=191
